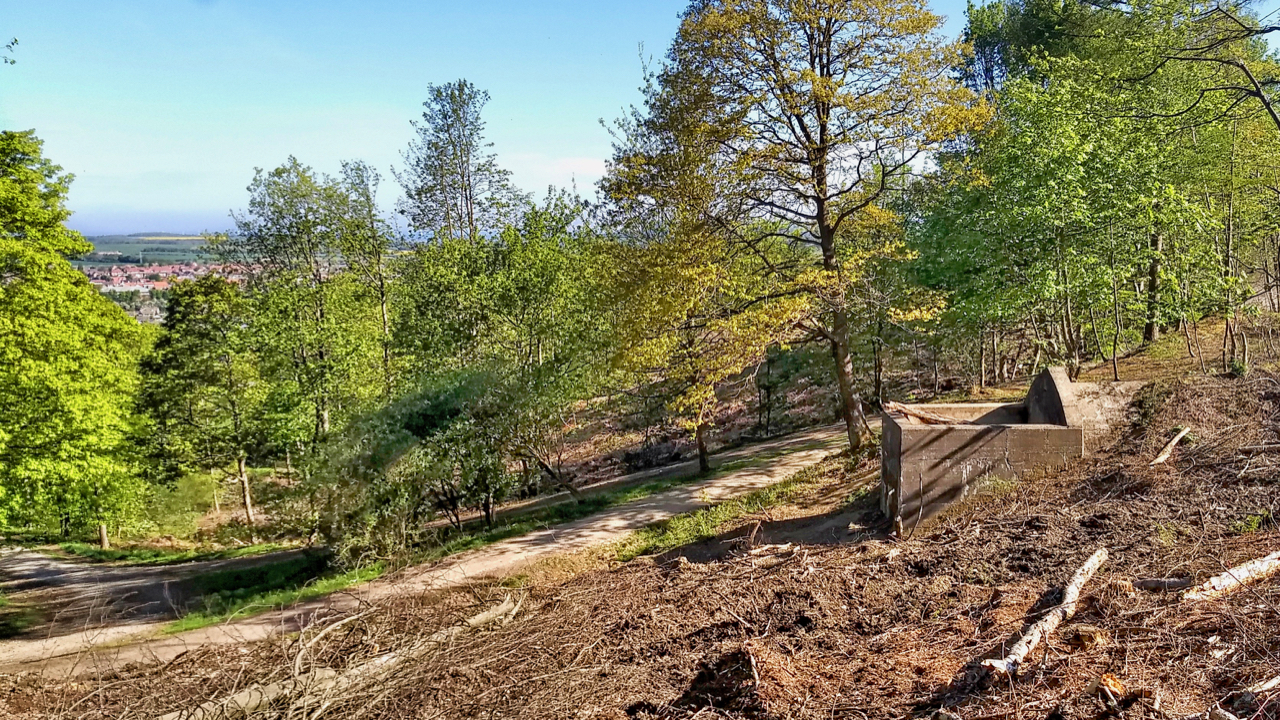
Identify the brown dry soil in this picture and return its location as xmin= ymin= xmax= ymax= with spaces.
xmin=7 ymin=375 xmax=1280 ymax=720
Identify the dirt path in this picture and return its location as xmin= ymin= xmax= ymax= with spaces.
xmin=0 ymin=424 xmax=849 ymax=676
xmin=0 ymin=548 xmax=311 ymax=635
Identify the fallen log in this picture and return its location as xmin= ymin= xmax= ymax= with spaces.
xmin=1151 ymin=427 xmax=1192 ymax=466
xmin=883 ymin=401 xmax=966 ymax=425
xmin=982 ymin=548 xmax=1109 ymax=677
xmin=1132 ymin=577 xmax=1194 ymax=592
xmin=160 ymin=595 xmax=520 ymax=720
xmin=1250 ymin=673 xmax=1280 ymax=695
xmin=1183 ymin=550 xmax=1280 ymax=602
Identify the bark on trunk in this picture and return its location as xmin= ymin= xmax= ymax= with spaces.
xmin=238 ymin=456 xmax=257 ymax=542
xmin=98 ymin=523 xmax=110 ymax=551
xmin=1144 ymin=230 xmax=1163 ymax=343
xmin=829 ymin=331 xmax=867 ymax=453
xmin=696 ymin=422 xmax=710 ymax=473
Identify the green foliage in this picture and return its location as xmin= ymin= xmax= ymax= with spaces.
xmin=1230 ymin=512 xmax=1272 ymax=535
xmin=0 ymin=130 xmax=148 ymax=534
xmin=394 ymin=79 xmax=530 ymax=240
xmin=140 ymin=276 xmax=269 ymax=480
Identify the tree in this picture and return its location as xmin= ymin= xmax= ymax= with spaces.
xmin=395 ymin=80 xmax=529 ymax=240
xmin=139 ymin=276 xmax=269 ymax=536
xmin=0 ymin=130 xmax=146 ymax=543
xmin=211 ymin=158 xmax=384 ymax=452
xmin=332 ymin=160 xmax=400 ymax=398
xmin=394 ymin=193 xmax=609 ymax=495
xmin=606 ymin=0 xmax=986 ymax=451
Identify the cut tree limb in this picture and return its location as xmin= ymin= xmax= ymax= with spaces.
xmin=1151 ymin=427 xmax=1192 ymax=465
xmin=1183 ymin=550 xmax=1280 ymax=602
xmin=1250 ymin=673 xmax=1280 ymax=694
xmin=1132 ymin=577 xmax=1194 ymax=592
xmin=159 ymin=595 xmax=520 ymax=720
xmin=982 ymin=548 xmax=1109 ymax=677
xmin=883 ymin=401 xmax=965 ymax=425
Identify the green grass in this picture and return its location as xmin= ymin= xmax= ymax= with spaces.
xmin=1231 ymin=512 xmax=1273 ymax=535
xmin=0 ymin=593 xmax=42 ymax=639
xmin=611 ymin=457 xmax=852 ymax=561
xmin=165 ymin=553 xmax=384 ymax=634
xmin=55 ymin=542 xmax=287 ymax=566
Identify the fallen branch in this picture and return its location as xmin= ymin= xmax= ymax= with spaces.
xmin=982 ymin=548 xmax=1109 ymax=677
xmin=884 ymin=401 xmax=965 ymax=425
xmin=1132 ymin=577 xmax=1194 ymax=592
xmin=1183 ymin=550 xmax=1280 ymax=602
xmin=1239 ymin=444 xmax=1280 ymax=453
xmin=1250 ymin=673 xmax=1280 ymax=694
xmin=1151 ymin=427 xmax=1192 ymax=465
xmin=1194 ymin=672 xmax=1280 ymax=720
xmin=160 ymin=595 xmax=521 ymax=720
xmin=292 ymin=594 xmax=521 ymax=717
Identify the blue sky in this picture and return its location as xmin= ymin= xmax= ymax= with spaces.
xmin=1 ymin=1 xmax=973 ymax=235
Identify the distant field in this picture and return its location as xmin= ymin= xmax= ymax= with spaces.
xmin=76 ymin=234 xmax=207 ymax=265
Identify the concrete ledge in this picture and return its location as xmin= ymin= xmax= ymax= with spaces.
xmin=880 ymin=368 xmax=1138 ymax=532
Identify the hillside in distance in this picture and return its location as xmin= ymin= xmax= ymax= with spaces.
xmin=76 ymin=233 xmax=207 ymax=266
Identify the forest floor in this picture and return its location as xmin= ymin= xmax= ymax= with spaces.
xmin=18 ymin=372 xmax=1277 ymax=720
xmin=0 ymin=424 xmax=847 ymax=678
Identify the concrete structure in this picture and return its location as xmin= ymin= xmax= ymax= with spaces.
xmin=880 ymin=368 xmax=1140 ymax=532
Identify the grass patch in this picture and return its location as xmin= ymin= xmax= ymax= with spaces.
xmin=611 ymin=456 xmax=853 ymax=562
xmin=0 ymin=593 xmax=43 ymax=639
xmin=1231 ymin=512 xmax=1273 ymax=535
xmin=55 ymin=542 xmax=287 ymax=566
xmin=165 ymin=552 xmax=383 ymax=634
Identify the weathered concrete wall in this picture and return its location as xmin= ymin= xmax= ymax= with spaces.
xmin=881 ymin=416 xmax=1083 ymax=532
xmin=880 ymin=367 xmax=1137 ymax=533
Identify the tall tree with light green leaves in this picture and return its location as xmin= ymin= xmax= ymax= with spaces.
xmin=0 ymin=130 xmax=146 ymax=544
xmin=395 ymin=79 xmax=530 ymax=241
xmin=139 ymin=275 xmax=269 ymax=536
xmin=604 ymin=0 xmax=988 ymax=451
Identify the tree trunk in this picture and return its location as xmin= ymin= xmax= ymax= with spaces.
xmin=829 ymin=330 xmax=868 ymax=453
xmin=536 ymin=457 xmax=583 ymax=503
xmin=238 ymin=456 xmax=257 ymax=542
xmin=1144 ymin=229 xmax=1163 ymax=343
xmin=695 ymin=422 xmax=710 ymax=473
xmin=98 ymin=522 xmax=110 ymax=551
xmin=979 ymin=327 xmax=987 ymax=389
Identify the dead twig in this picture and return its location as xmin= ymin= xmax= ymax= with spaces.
xmin=883 ymin=400 xmax=966 ymax=425
xmin=1151 ymin=427 xmax=1192 ymax=465
xmin=982 ymin=548 xmax=1109 ymax=677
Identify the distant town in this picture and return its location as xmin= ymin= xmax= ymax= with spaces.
xmin=76 ymin=234 xmax=231 ymax=322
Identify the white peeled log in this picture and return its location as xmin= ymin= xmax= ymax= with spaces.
xmin=1150 ymin=427 xmax=1192 ymax=466
xmin=1182 ymin=550 xmax=1280 ymax=602
xmin=982 ymin=548 xmax=1109 ymax=677
xmin=1247 ymin=673 xmax=1280 ymax=695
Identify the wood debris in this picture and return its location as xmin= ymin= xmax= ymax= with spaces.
xmin=1182 ymin=550 xmax=1280 ymax=602
xmin=982 ymin=548 xmax=1109 ymax=677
